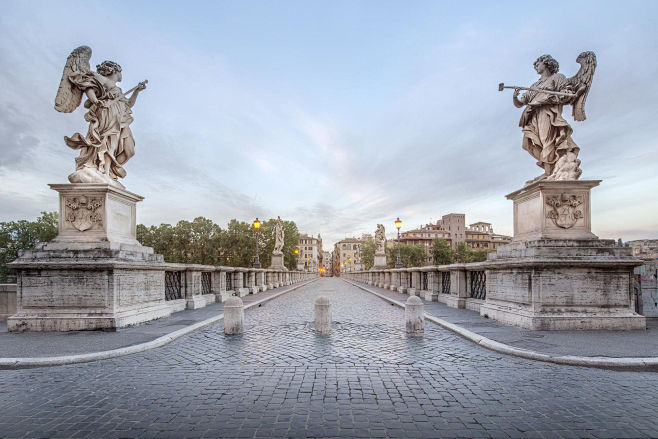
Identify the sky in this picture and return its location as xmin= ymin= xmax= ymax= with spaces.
xmin=1 ymin=0 xmax=657 ymax=249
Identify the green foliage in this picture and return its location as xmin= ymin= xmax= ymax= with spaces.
xmin=431 ymin=238 xmax=453 ymax=265
xmin=136 ymin=216 xmax=300 ymax=270
xmin=359 ymin=239 xmax=376 ymax=270
xmin=449 ymin=242 xmax=493 ymax=263
xmin=137 ymin=217 xmax=225 ymax=265
xmin=470 ymin=249 xmax=492 ymax=262
xmin=0 ymin=212 xmax=58 ymax=282
xmin=453 ymin=242 xmax=470 ymax=263
xmin=386 ymin=243 xmax=426 ymax=268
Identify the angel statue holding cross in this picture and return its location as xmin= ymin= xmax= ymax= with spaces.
xmin=54 ymin=46 xmax=148 ymax=187
xmin=499 ymin=51 xmax=596 ymax=183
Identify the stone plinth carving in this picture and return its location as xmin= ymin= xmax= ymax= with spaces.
xmin=49 ymin=184 xmax=142 ymax=247
xmin=7 ymin=183 xmax=171 ymax=332
xmin=506 ymin=180 xmax=599 ymax=241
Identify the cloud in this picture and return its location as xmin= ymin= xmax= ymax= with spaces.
xmin=1 ymin=1 xmax=657 ymax=247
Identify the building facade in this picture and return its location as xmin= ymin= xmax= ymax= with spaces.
xmin=333 ymin=236 xmax=369 ymax=274
xmin=398 ymin=215 xmax=511 ymax=265
xmin=629 ymin=240 xmax=658 ymax=260
xmin=465 ymin=222 xmax=511 ymax=251
xmin=297 ymin=233 xmax=323 ymax=272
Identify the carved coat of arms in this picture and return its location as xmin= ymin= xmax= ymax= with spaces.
xmin=545 ymin=194 xmax=583 ymax=229
xmin=65 ymin=196 xmax=103 ymax=231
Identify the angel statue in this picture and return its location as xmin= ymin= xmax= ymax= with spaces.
xmin=54 ymin=46 xmax=148 ymax=187
xmin=273 ymin=216 xmax=285 ymax=255
xmin=375 ymin=224 xmax=386 ymax=254
xmin=499 ymin=51 xmax=596 ymax=183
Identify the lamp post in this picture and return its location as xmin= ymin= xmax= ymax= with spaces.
xmin=252 ymin=218 xmax=261 ymax=268
xmin=395 ymin=217 xmax=403 ymax=268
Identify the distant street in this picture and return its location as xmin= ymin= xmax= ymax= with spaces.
xmin=1 ymin=277 xmax=657 ymax=439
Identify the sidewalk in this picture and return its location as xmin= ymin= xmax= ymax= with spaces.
xmin=0 ymin=280 xmax=314 ymax=368
xmin=344 ymin=279 xmax=658 ymax=371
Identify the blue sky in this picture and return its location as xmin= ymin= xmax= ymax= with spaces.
xmin=1 ymin=0 xmax=657 ymax=248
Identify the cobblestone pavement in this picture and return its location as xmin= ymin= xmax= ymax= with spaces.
xmin=1 ymin=277 xmax=657 ymax=439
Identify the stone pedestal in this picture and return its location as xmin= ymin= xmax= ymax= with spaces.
xmin=269 ymin=253 xmax=288 ymax=271
xmin=508 ymin=180 xmax=599 ymax=241
xmin=7 ymin=184 xmax=171 ymax=332
xmin=372 ymin=252 xmax=387 ymax=270
xmin=480 ymin=180 xmax=645 ymax=330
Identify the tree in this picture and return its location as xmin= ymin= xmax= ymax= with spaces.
xmin=387 ymin=243 xmax=426 ymax=268
xmin=360 ymin=239 xmax=376 ymax=270
xmin=0 ymin=212 xmax=58 ymax=282
xmin=470 ymin=249 xmax=492 ymax=262
xmin=136 ymin=216 xmax=301 ymax=270
xmin=137 ymin=217 xmax=225 ymax=265
xmin=431 ymin=238 xmax=453 ymax=265
xmin=453 ymin=242 xmax=470 ymax=263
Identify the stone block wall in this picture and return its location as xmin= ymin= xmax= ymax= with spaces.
xmin=0 ymin=284 xmax=17 ymax=321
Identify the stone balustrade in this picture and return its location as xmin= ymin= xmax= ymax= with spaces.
xmin=0 ymin=283 xmax=17 ymax=322
xmin=5 ymin=263 xmax=316 ymax=330
xmin=161 ymin=264 xmax=316 ymax=313
xmin=342 ymin=264 xmax=488 ymax=312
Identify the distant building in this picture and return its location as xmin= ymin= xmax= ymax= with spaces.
xmin=398 ymin=224 xmax=452 ymax=265
xmin=321 ymin=250 xmax=332 ymax=275
xmin=333 ymin=236 xmax=370 ymax=274
xmin=297 ymin=233 xmax=322 ymax=272
xmin=465 ymin=222 xmax=511 ymax=251
xmin=629 ymin=239 xmax=658 ymax=260
xmin=398 ymin=215 xmax=511 ymax=265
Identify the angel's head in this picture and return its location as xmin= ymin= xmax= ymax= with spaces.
xmin=534 ymin=55 xmax=559 ymax=75
xmin=96 ymin=61 xmax=122 ymax=81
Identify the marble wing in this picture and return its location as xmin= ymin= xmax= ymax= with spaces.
xmin=567 ymin=51 xmax=597 ymax=121
xmin=54 ymin=46 xmax=92 ymax=113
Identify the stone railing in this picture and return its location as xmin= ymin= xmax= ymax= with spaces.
xmin=160 ymin=264 xmax=316 ymax=312
xmin=3 ymin=266 xmax=316 ymax=326
xmin=342 ymin=263 xmax=488 ymax=312
xmin=0 ymin=283 xmax=17 ymax=322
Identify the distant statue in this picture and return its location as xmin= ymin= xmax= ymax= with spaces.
xmin=55 ymin=46 xmax=148 ymax=187
xmin=375 ymin=224 xmax=386 ymax=253
xmin=500 ymin=52 xmax=596 ymax=183
xmin=273 ymin=216 xmax=284 ymax=254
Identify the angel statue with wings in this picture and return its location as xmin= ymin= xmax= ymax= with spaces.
xmin=375 ymin=224 xmax=386 ymax=254
xmin=273 ymin=216 xmax=285 ymax=255
xmin=54 ymin=46 xmax=148 ymax=187
xmin=500 ymin=51 xmax=596 ymax=183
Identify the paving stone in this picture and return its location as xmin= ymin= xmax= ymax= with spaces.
xmin=1 ymin=278 xmax=658 ymax=438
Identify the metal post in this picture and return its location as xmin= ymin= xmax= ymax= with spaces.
xmin=253 ymin=223 xmax=261 ymax=269
xmin=395 ymin=228 xmax=403 ymax=268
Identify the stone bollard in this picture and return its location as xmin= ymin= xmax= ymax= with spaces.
xmin=224 ymin=296 xmax=244 ymax=335
xmin=405 ymin=296 xmax=424 ymax=336
xmin=314 ymin=296 xmax=332 ymax=334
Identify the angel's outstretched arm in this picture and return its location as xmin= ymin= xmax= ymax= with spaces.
xmin=513 ymin=88 xmax=525 ymax=108
xmin=127 ymin=82 xmax=147 ymax=108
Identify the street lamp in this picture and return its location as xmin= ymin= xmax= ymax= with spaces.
xmin=395 ymin=217 xmax=403 ymax=268
xmin=252 ymin=218 xmax=261 ymax=268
